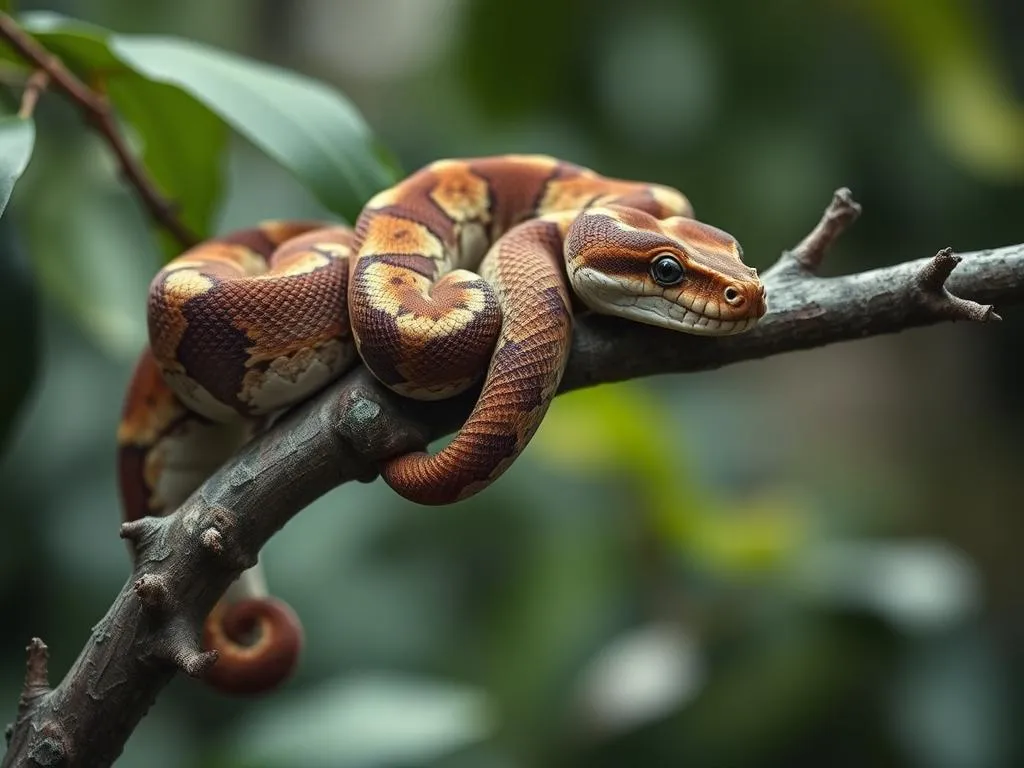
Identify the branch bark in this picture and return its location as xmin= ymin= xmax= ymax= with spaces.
xmin=4 ymin=190 xmax=1023 ymax=767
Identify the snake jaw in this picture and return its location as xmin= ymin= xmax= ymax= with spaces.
xmin=571 ymin=268 xmax=767 ymax=336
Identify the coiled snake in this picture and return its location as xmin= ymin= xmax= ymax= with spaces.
xmin=117 ymin=154 xmax=767 ymax=695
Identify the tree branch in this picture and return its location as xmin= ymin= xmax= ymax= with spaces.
xmin=4 ymin=187 xmax=1022 ymax=767
xmin=0 ymin=13 xmax=199 ymax=248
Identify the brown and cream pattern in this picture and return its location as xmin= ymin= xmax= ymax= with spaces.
xmin=117 ymin=154 xmax=767 ymax=696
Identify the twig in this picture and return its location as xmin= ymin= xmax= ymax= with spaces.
xmin=0 ymin=13 xmax=198 ymax=248
xmin=915 ymin=247 xmax=1002 ymax=322
xmin=16 ymin=69 xmax=47 ymax=119
xmin=776 ymin=187 xmax=862 ymax=274
xmin=16 ymin=640 xmax=50 ymax=711
xmin=3 ymin=186 xmax=1022 ymax=767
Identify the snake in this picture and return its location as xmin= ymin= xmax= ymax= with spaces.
xmin=116 ymin=154 xmax=767 ymax=696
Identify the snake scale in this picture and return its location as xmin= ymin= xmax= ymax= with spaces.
xmin=117 ymin=154 xmax=767 ymax=695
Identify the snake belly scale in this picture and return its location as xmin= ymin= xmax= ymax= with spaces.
xmin=117 ymin=154 xmax=767 ymax=695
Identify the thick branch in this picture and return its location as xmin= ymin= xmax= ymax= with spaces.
xmin=0 ymin=13 xmax=198 ymax=248
xmin=4 ymin=190 xmax=1023 ymax=766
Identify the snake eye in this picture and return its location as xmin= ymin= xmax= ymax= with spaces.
xmin=650 ymin=254 xmax=685 ymax=286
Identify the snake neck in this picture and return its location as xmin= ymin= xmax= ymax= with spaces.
xmin=378 ymin=218 xmax=573 ymax=505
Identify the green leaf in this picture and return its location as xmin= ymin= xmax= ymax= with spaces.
xmin=110 ymin=35 xmax=398 ymax=222
xmin=16 ymin=12 xmax=122 ymax=72
xmin=1 ymin=13 xmax=397 ymax=351
xmin=105 ymin=75 xmax=227 ymax=257
xmin=0 ymin=114 xmax=35 ymax=218
xmin=24 ymin=134 xmax=155 ymax=359
xmin=14 ymin=13 xmax=396 ymax=241
xmin=12 ymin=14 xmax=225 ymax=253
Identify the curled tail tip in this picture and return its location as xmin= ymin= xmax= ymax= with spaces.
xmin=201 ymin=596 xmax=304 ymax=697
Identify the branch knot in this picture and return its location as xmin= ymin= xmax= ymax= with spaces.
xmin=200 ymin=527 xmax=224 ymax=555
xmin=152 ymin=618 xmax=219 ymax=679
xmin=915 ymin=247 xmax=1002 ymax=322
xmin=133 ymin=574 xmax=172 ymax=616
xmin=196 ymin=506 xmax=256 ymax=573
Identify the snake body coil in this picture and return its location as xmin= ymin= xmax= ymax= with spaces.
xmin=117 ymin=154 xmax=767 ymax=695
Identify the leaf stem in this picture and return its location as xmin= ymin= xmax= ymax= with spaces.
xmin=16 ymin=68 xmax=47 ymax=118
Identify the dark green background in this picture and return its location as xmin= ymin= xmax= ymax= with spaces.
xmin=1 ymin=0 xmax=1023 ymax=766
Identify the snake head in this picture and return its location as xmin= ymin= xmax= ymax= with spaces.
xmin=565 ymin=205 xmax=767 ymax=335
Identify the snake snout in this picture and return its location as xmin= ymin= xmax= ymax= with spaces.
xmin=721 ymin=282 xmax=768 ymax=319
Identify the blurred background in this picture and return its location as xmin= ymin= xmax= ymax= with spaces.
xmin=1 ymin=0 xmax=1023 ymax=766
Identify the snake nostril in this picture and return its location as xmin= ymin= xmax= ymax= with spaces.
xmin=723 ymin=286 xmax=744 ymax=306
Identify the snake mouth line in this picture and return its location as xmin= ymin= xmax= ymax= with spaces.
xmin=572 ymin=269 xmax=766 ymax=336
xmin=661 ymin=296 xmax=764 ymax=335
xmin=595 ymin=297 xmax=762 ymax=337
xmin=637 ymin=303 xmax=759 ymax=336
xmin=668 ymin=312 xmax=758 ymax=335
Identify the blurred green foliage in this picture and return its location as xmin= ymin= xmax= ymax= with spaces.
xmin=0 ymin=116 xmax=35 ymax=448
xmin=1 ymin=0 xmax=1022 ymax=767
